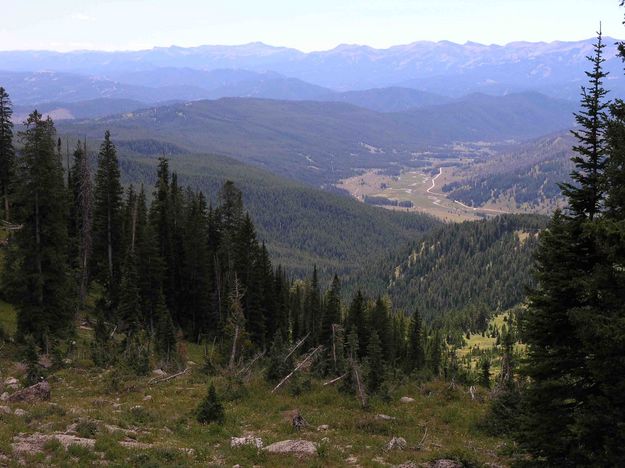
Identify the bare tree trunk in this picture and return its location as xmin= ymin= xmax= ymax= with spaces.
xmin=229 ymin=325 xmax=240 ymax=370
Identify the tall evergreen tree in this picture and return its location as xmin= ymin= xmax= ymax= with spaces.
xmin=320 ymin=274 xmax=341 ymax=349
xmin=407 ymin=308 xmax=425 ymax=372
xmin=0 ymin=87 xmax=15 ymax=221
xmin=560 ymin=29 xmax=609 ymax=220
xmin=366 ymin=330 xmax=384 ymax=393
xmin=69 ymin=141 xmax=93 ymax=307
xmin=4 ymin=112 xmax=74 ymax=345
xmin=346 ymin=290 xmax=368 ymax=358
xmin=92 ymin=130 xmax=123 ymax=313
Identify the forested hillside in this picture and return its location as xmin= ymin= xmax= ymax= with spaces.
xmin=442 ymin=133 xmax=573 ymax=211
xmin=359 ymin=214 xmax=548 ymax=326
xmin=116 ymin=152 xmax=440 ymax=277
xmin=58 ymin=92 xmax=575 ymax=185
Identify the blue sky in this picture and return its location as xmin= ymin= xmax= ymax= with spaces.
xmin=1 ymin=0 xmax=623 ymax=52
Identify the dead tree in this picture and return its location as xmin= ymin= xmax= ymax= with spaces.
xmin=228 ymin=277 xmax=246 ymax=370
xmin=272 ymin=345 xmax=323 ymax=394
xmin=350 ymin=359 xmax=368 ymax=408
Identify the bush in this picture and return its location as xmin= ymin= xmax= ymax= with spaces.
xmin=196 ymin=383 xmax=224 ymax=425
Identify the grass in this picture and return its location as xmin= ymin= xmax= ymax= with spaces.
xmin=0 ymin=305 xmax=513 ymax=467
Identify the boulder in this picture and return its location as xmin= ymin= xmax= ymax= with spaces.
xmin=4 ymin=377 xmax=19 ymax=391
xmin=7 ymin=381 xmax=50 ymax=403
xmin=13 ymin=409 xmax=28 ymax=417
xmin=0 ymin=405 xmax=11 ymax=415
xmin=384 ymin=436 xmax=407 ymax=451
xmin=400 ymin=396 xmax=415 ymax=403
xmin=423 ymin=460 xmax=463 ymax=468
xmin=230 ymin=435 xmax=264 ymax=449
xmin=0 ymin=392 xmax=8 ymax=401
xmin=264 ymin=439 xmax=317 ymax=456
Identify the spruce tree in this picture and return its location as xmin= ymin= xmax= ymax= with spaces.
xmin=366 ymin=330 xmax=384 ymax=393
xmin=560 ymin=29 xmax=609 ymax=220
xmin=407 ymin=308 xmax=425 ymax=372
xmin=346 ymin=291 xmax=368 ymax=358
xmin=320 ymin=274 xmax=341 ymax=349
xmin=69 ymin=141 xmax=93 ymax=307
xmin=196 ymin=383 xmax=225 ymax=425
xmin=4 ymin=112 xmax=74 ymax=346
xmin=92 ymin=130 xmax=123 ymax=314
xmin=155 ymin=292 xmax=177 ymax=366
xmin=0 ymin=87 xmax=15 ymax=221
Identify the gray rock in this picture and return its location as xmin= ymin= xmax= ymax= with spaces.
xmin=0 ymin=405 xmax=11 ymax=415
xmin=7 ymin=381 xmax=50 ymax=403
xmin=152 ymin=369 xmax=167 ymax=377
xmin=13 ymin=409 xmax=28 ymax=417
xmin=384 ymin=436 xmax=407 ymax=451
xmin=264 ymin=439 xmax=317 ymax=456
xmin=0 ymin=392 xmax=8 ymax=401
xmin=423 ymin=460 xmax=463 ymax=468
xmin=230 ymin=435 xmax=264 ymax=449
xmin=400 ymin=396 xmax=415 ymax=403
xmin=317 ymin=424 xmax=330 ymax=431
xmin=376 ymin=413 xmax=397 ymax=421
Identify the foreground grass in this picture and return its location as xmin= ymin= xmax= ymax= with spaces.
xmin=0 ymin=307 xmax=511 ymax=467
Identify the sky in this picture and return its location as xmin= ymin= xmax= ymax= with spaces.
xmin=1 ymin=0 xmax=624 ymax=52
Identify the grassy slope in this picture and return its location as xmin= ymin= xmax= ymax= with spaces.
xmin=0 ymin=305 xmax=511 ymax=467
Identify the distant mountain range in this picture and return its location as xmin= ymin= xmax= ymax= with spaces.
xmin=1 ymin=37 xmax=624 ymax=99
xmin=56 ymin=92 xmax=575 ymax=185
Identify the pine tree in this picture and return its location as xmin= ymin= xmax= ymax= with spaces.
xmin=366 ymin=330 xmax=384 ymax=393
xmin=407 ymin=308 xmax=425 ymax=372
xmin=304 ymin=265 xmax=322 ymax=342
xmin=479 ymin=357 xmax=491 ymax=389
xmin=560 ymin=29 xmax=609 ymax=220
xmin=155 ymin=292 xmax=177 ymax=366
xmin=92 ymin=130 xmax=123 ymax=314
xmin=4 ymin=112 xmax=74 ymax=346
xmin=118 ymin=253 xmax=142 ymax=339
xmin=369 ymin=296 xmax=392 ymax=361
xmin=196 ymin=383 xmax=225 ymax=425
xmin=346 ymin=291 xmax=368 ymax=358
xmin=320 ymin=274 xmax=341 ymax=349
xmin=69 ymin=141 xmax=93 ymax=307
xmin=0 ymin=87 xmax=15 ymax=221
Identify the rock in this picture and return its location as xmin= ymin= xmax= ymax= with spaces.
xmin=384 ymin=436 xmax=407 ymax=451
xmin=422 ymin=460 xmax=463 ymax=468
xmin=317 ymin=424 xmax=330 ymax=431
xmin=7 ymin=381 xmax=51 ymax=403
xmin=345 ymin=455 xmax=358 ymax=464
xmin=4 ymin=377 xmax=19 ymax=390
xmin=152 ymin=369 xmax=167 ymax=377
xmin=231 ymin=436 xmax=264 ymax=449
xmin=0 ymin=392 xmax=8 ymax=401
xmin=0 ymin=405 xmax=11 ymax=415
xmin=264 ymin=439 xmax=317 ymax=456
xmin=397 ymin=462 xmax=418 ymax=468
xmin=143 ymin=395 xmax=152 ymax=401
xmin=12 ymin=433 xmax=95 ymax=455
xmin=376 ymin=414 xmax=397 ymax=421
xmin=400 ymin=396 xmax=415 ymax=403
xmin=14 ymin=409 xmax=28 ymax=417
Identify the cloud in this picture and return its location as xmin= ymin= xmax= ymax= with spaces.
xmin=69 ymin=13 xmax=95 ymax=22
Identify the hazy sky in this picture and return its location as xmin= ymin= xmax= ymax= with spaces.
xmin=1 ymin=0 xmax=624 ymax=52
